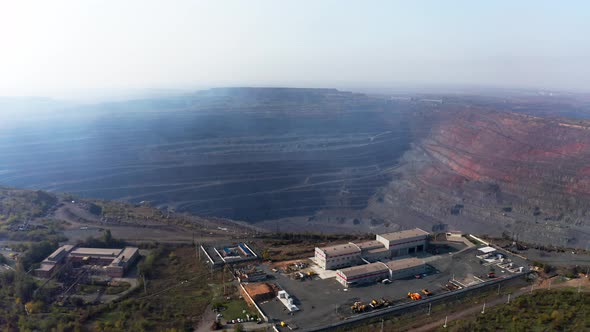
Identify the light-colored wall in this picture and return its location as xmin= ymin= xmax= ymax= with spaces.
xmin=389 ymin=264 xmax=426 ymax=280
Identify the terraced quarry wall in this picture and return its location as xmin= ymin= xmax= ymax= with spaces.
xmin=3 ymin=89 xmax=590 ymax=247
xmin=370 ymin=107 xmax=590 ymax=247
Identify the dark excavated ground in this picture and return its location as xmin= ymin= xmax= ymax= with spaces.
xmin=0 ymin=89 xmax=411 ymax=222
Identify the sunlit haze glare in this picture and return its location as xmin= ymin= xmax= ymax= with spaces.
xmin=1 ymin=0 xmax=589 ymax=98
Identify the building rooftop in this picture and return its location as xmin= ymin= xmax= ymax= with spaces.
xmin=338 ymin=262 xmax=388 ymax=278
xmin=109 ymin=247 xmax=140 ymax=267
xmin=47 ymin=245 xmax=75 ymax=261
xmin=354 ymin=240 xmax=384 ymax=251
xmin=378 ymin=228 xmax=429 ymax=242
xmin=319 ymin=243 xmax=361 ymax=257
xmin=36 ymin=264 xmax=54 ymax=271
xmin=70 ymin=247 xmax=123 ymax=257
xmin=385 ymin=257 xmax=424 ymax=271
xmin=478 ymin=246 xmax=496 ymax=254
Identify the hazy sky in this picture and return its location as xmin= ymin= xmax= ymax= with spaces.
xmin=1 ymin=0 xmax=589 ymax=98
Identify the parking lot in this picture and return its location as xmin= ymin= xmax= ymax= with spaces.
xmin=256 ymin=242 xmax=528 ymax=330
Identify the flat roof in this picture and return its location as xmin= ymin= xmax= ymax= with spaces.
xmin=338 ymin=262 xmax=389 ymax=278
xmin=378 ymin=228 xmax=429 ymax=242
xmin=70 ymin=248 xmax=122 ymax=257
xmin=110 ymin=247 xmax=140 ymax=266
xmin=36 ymin=264 xmax=55 ymax=271
xmin=478 ymin=246 xmax=496 ymax=254
xmin=319 ymin=243 xmax=361 ymax=257
xmin=385 ymin=257 xmax=425 ymax=271
xmin=47 ymin=245 xmax=75 ymax=261
xmin=354 ymin=240 xmax=384 ymax=251
xmin=118 ymin=247 xmax=139 ymax=261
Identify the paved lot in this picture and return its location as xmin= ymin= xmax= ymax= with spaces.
xmin=257 ymin=243 xmax=528 ymax=330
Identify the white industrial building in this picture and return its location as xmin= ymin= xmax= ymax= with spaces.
xmin=385 ymin=257 xmax=426 ymax=280
xmin=376 ymin=228 xmax=429 ymax=257
xmin=314 ymin=243 xmax=361 ymax=270
xmin=336 ymin=262 xmax=389 ymax=287
xmin=314 ymin=228 xmax=430 ymax=271
xmin=336 ymin=257 xmax=426 ymax=287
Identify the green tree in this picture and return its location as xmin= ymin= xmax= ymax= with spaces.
xmin=262 ymin=248 xmax=271 ymax=261
xmin=103 ymin=229 xmax=113 ymax=244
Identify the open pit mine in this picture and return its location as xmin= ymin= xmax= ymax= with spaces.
xmin=1 ymin=88 xmax=590 ymax=247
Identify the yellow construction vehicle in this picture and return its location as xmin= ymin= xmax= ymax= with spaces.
xmin=350 ymin=301 xmax=367 ymax=313
xmin=421 ymin=288 xmax=432 ymax=296
xmin=370 ymin=299 xmax=384 ymax=309
xmin=408 ymin=292 xmax=422 ymax=300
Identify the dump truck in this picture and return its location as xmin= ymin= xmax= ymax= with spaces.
xmin=408 ymin=292 xmax=422 ymax=300
xmin=421 ymin=289 xmax=432 ymax=296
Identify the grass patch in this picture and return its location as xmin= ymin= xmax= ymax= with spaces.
xmin=79 ymin=284 xmax=103 ymax=294
xmin=443 ymin=289 xmax=590 ymax=331
xmin=220 ymin=299 xmax=255 ymax=321
xmin=106 ymin=282 xmax=131 ymax=295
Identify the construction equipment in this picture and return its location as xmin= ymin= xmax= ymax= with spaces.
xmin=307 ymin=271 xmax=316 ymax=277
xmin=351 ymin=301 xmax=367 ymax=313
xmin=370 ymin=299 xmax=384 ymax=309
xmin=488 ymin=272 xmax=496 ymax=278
xmin=381 ymin=298 xmax=391 ymax=307
xmin=421 ymin=289 xmax=432 ymax=296
xmin=408 ymin=292 xmax=422 ymax=300
xmin=280 ymin=321 xmax=287 ymax=327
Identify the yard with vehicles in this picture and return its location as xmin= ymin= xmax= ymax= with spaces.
xmin=254 ymin=241 xmax=529 ymax=331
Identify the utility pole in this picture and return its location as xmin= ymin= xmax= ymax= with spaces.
xmin=530 ymin=283 xmax=534 ymax=293
xmin=428 ymin=303 xmax=432 ymax=316
xmin=222 ymin=264 xmax=226 ymax=296
xmin=380 ymin=318 xmax=384 ymax=332
xmin=497 ymin=284 xmax=501 ymax=295
xmin=507 ymin=293 xmax=511 ymax=304
xmin=443 ymin=315 xmax=448 ymax=328
xmin=138 ymin=266 xmax=147 ymax=295
xmin=143 ymin=274 xmax=147 ymax=295
xmin=481 ymin=302 xmax=486 ymax=314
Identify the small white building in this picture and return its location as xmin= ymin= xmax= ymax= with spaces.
xmin=277 ymin=290 xmax=299 ymax=312
xmin=477 ymin=246 xmax=496 ymax=255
